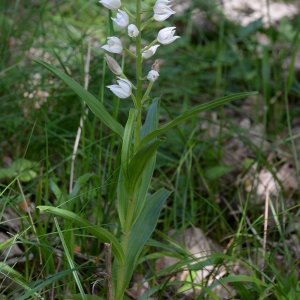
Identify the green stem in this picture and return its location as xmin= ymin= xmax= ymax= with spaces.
xmin=141 ymin=81 xmax=154 ymax=104
xmin=115 ymin=1 xmax=143 ymax=298
xmin=122 ymin=47 xmax=137 ymax=59
xmin=120 ymin=5 xmax=136 ymax=19
xmin=140 ymin=7 xmax=153 ymax=14
xmin=141 ymin=38 xmax=158 ymax=53
xmin=141 ymin=16 xmax=154 ymax=31
xmin=134 ymin=0 xmax=143 ymax=150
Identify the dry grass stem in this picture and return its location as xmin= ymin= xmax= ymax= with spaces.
xmin=69 ymin=38 xmax=92 ymax=193
xmin=104 ymin=242 xmax=113 ymax=300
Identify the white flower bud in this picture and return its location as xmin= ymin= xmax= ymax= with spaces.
xmin=105 ymin=54 xmax=122 ymax=75
xmin=142 ymin=45 xmax=160 ymax=59
xmin=101 ymin=37 xmax=123 ymax=54
xmin=128 ymin=24 xmax=139 ymax=38
xmin=107 ymin=77 xmax=132 ymax=98
xmin=99 ymin=0 xmax=121 ymax=10
xmin=147 ymin=70 xmax=159 ymax=82
xmin=111 ymin=9 xmax=129 ymax=29
xmin=157 ymin=27 xmax=180 ymax=45
xmin=153 ymin=1 xmax=175 ymax=21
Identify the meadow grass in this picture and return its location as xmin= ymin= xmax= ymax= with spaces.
xmin=1 ymin=0 xmax=300 ymax=299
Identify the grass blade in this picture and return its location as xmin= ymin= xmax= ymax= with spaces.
xmin=138 ymin=92 xmax=258 ymax=150
xmin=54 ymin=217 xmax=87 ymax=300
xmin=34 ymin=59 xmax=124 ymax=139
xmin=37 ymin=206 xmax=125 ymax=265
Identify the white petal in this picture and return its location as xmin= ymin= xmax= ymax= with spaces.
xmin=154 ymin=12 xmax=173 ymax=21
xmin=142 ymin=45 xmax=160 ymax=59
xmin=99 ymin=0 xmax=121 ymax=10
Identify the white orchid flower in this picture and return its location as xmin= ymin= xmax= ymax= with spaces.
xmin=153 ymin=1 xmax=175 ymax=21
xmin=107 ymin=77 xmax=132 ymax=98
xmin=101 ymin=37 xmax=123 ymax=54
xmin=157 ymin=27 xmax=180 ymax=45
xmin=128 ymin=24 xmax=139 ymax=37
xmin=142 ymin=45 xmax=160 ymax=59
xmin=99 ymin=0 xmax=121 ymax=10
xmin=111 ymin=9 xmax=129 ymax=29
xmin=147 ymin=70 xmax=159 ymax=82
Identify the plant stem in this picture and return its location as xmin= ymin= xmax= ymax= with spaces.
xmin=115 ymin=1 xmax=143 ymax=298
xmin=141 ymin=81 xmax=154 ymax=104
xmin=134 ymin=0 xmax=143 ymax=150
xmin=141 ymin=16 xmax=154 ymax=31
xmin=142 ymin=38 xmax=158 ymax=53
xmin=115 ymin=190 xmax=137 ymax=299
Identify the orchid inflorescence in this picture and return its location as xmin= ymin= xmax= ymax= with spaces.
xmin=99 ymin=0 xmax=180 ymax=103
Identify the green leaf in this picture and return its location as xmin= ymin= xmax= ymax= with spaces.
xmin=0 ymin=158 xmax=39 ymax=182
xmin=16 ymin=269 xmax=79 ymax=300
xmin=124 ymin=138 xmax=165 ymax=198
xmin=137 ymin=92 xmax=258 ymax=150
xmin=121 ymin=108 xmax=138 ymax=181
xmin=117 ymin=99 xmax=160 ymax=228
xmin=122 ymin=188 xmax=171 ymax=292
xmin=50 ymin=178 xmax=65 ymax=204
xmin=198 ymin=274 xmax=268 ymax=298
xmin=0 ymin=263 xmax=43 ymax=299
xmin=37 ymin=206 xmax=125 ymax=265
xmin=70 ymin=173 xmax=101 ymax=199
xmin=239 ymin=18 xmax=263 ymax=40
xmin=0 ymin=167 xmax=15 ymax=179
xmin=133 ymin=98 xmax=160 ymax=223
xmin=205 ymin=165 xmax=233 ymax=180
xmin=34 ymin=59 xmax=124 ymax=139
xmin=54 ymin=218 xmax=87 ymax=300
xmin=0 ymin=233 xmax=20 ymax=251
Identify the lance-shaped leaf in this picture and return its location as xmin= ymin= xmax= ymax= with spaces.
xmin=121 ymin=188 xmax=171 ymax=293
xmin=34 ymin=59 xmax=124 ymax=139
xmin=37 ymin=206 xmax=125 ymax=265
xmin=121 ymin=108 xmax=138 ymax=181
xmin=117 ymin=100 xmax=160 ymax=228
xmin=124 ymin=137 xmax=165 ymax=199
xmin=133 ymin=98 xmax=160 ymax=223
xmin=137 ymin=92 xmax=258 ymax=150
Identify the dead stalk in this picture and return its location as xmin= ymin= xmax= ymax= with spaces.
xmin=262 ymin=188 xmax=269 ymax=272
xmin=69 ymin=38 xmax=92 ymax=193
xmin=105 ymin=242 xmax=113 ymax=300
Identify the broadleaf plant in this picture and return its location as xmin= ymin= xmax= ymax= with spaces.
xmin=35 ymin=0 xmax=257 ymax=298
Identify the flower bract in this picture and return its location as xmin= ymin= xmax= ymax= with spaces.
xmin=128 ymin=24 xmax=139 ymax=37
xmin=99 ymin=0 xmax=121 ymax=10
xmin=147 ymin=70 xmax=159 ymax=82
xmin=105 ymin=54 xmax=122 ymax=75
xmin=107 ymin=77 xmax=132 ymax=98
xmin=142 ymin=45 xmax=160 ymax=59
xmin=157 ymin=27 xmax=180 ymax=45
xmin=101 ymin=37 xmax=123 ymax=54
xmin=111 ymin=9 xmax=129 ymax=29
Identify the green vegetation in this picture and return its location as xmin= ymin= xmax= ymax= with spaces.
xmin=1 ymin=0 xmax=300 ymax=299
